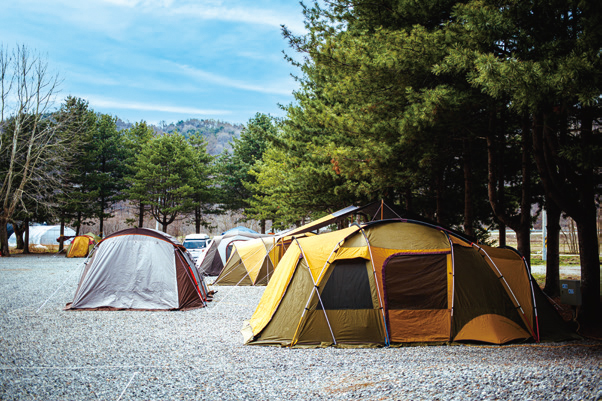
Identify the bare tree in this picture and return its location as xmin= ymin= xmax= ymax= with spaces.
xmin=0 ymin=45 xmax=75 ymax=256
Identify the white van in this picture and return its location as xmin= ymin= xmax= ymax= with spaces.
xmin=183 ymin=233 xmax=210 ymax=262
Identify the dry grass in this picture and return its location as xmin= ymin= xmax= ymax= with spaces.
xmin=9 ymin=245 xmax=60 ymax=255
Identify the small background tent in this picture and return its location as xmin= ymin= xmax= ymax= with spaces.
xmin=66 ymin=227 xmax=210 ymax=311
xmin=212 ymin=201 xmax=409 ymax=286
xmin=243 ymin=220 xmax=577 ymax=347
xmin=222 ymin=226 xmax=259 ymax=235
xmin=198 ymin=230 xmax=270 ymax=276
xmin=8 ymin=225 xmax=75 ymax=247
xmin=66 ymin=233 xmax=101 ymax=258
xmin=213 ymin=237 xmax=280 ymax=286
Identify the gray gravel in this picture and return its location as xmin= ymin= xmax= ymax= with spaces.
xmin=1 ymin=254 xmax=600 ymax=401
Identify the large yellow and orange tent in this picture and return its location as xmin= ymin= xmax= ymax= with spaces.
xmin=242 ymin=220 xmax=577 ymax=347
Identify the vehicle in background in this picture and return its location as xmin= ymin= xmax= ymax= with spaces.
xmin=183 ymin=233 xmax=210 ymax=262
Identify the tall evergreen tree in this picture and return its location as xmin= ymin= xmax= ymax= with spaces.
xmin=85 ymin=114 xmax=127 ymax=237
xmin=122 ymin=121 xmax=155 ymax=227
xmin=443 ymin=0 xmax=601 ymax=325
xmin=217 ymin=113 xmax=276 ymax=232
xmin=54 ymin=96 xmax=97 ymax=237
xmin=128 ymin=133 xmax=196 ymax=233
xmin=187 ymin=132 xmax=215 ymax=233
xmin=280 ymin=0 xmax=497 ymax=233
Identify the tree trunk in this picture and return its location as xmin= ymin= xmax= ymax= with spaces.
xmin=515 ymin=229 xmax=531 ymax=262
xmin=462 ymin=139 xmax=474 ymax=237
xmin=260 ymin=219 xmax=266 ymax=234
xmin=99 ymin=206 xmax=104 ymax=238
xmin=517 ymin=116 xmax=532 ymax=265
xmin=487 ymin=112 xmax=532 ymax=258
xmin=14 ymin=223 xmax=24 ymax=250
xmin=577 ymin=215 xmax=601 ymax=324
xmin=138 ymin=202 xmax=144 ymax=228
xmin=531 ymin=109 xmax=600 ymax=326
xmin=162 ymin=222 xmax=168 ymax=233
xmin=498 ymin=223 xmax=506 ymax=247
xmin=23 ymin=220 xmax=30 ymax=255
xmin=59 ymin=221 xmax=65 ymax=253
xmin=487 ymin=110 xmax=505 ymax=230
xmin=497 ymin=142 xmax=506 ymax=247
xmin=0 ymin=219 xmax=9 ymax=256
xmin=404 ymin=188 xmax=412 ymax=212
xmin=543 ymin=199 xmax=561 ymax=297
xmin=435 ymin=169 xmax=444 ymax=225
xmin=76 ymin=210 xmax=82 ymax=236
xmin=195 ymin=206 xmax=201 ymax=233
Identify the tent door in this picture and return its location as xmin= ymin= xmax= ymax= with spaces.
xmin=382 ymin=253 xmax=451 ymax=343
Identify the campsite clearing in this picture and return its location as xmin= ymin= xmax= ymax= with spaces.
xmin=0 ymin=255 xmax=600 ymax=400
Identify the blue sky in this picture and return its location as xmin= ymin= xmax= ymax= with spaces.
xmin=0 ymin=0 xmax=307 ymax=125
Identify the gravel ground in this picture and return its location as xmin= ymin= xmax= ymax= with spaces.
xmin=0 ymin=254 xmax=600 ymax=401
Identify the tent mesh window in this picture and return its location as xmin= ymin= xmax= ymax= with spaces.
xmin=317 ymin=258 xmax=373 ymax=310
xmin=226 ymin=243 xmax=234 ymax=261
xmin=384 ymin=254 xmax=447 ymax=310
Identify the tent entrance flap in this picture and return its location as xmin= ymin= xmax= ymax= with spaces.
xmin=383 ymin=253 xmax=450 ymax=342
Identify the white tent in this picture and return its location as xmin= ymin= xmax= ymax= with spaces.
xmin=8 ymin=225 xmax=75 ymax=246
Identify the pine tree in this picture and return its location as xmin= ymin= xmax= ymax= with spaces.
xmin=129 ymin=133 xmax=196 ymax=233
xmin=122 ymin=121 xmax=155 ymax=227
xmin=187 ymin=132 xmax=215 ymax=233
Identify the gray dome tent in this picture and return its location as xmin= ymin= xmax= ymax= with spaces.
xmin=66 ymin=228 xmax=211 ymax=311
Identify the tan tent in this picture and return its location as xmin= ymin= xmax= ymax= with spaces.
xmin=198 ymin=230 xmax=271 ymax=276
xmin=243 ymin=220 xmax=576 ymax=347
xmin=213 ymin=237 xmax=280 ymax=286
xmin=66 ymin=228 xmax=211 ymax=311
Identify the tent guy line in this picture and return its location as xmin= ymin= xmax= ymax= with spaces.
xmin=35 ymin=261 xmax=86 ymax=313
xmin=0 ymin=365 xmax=168 ymax=371
xmin=116 ymin=372 xmax=139 ymax=401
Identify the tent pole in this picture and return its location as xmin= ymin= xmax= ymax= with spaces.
xmin=444 ymin=233 xmax=456 ymax=342
xmin=521 ymin=254 xmax=541 ymax=342
xmin=358 ymin=227 xmax=390 ymax=346
xmin=382 ymin=200 xmax=403 ymax=219
xmin=292 ymin=237 xmax=338 ymax=346
xmin=314 ymin=239 xmax=345 ymax=283
xmin=471 ymin=243 xmax=536 ymax=339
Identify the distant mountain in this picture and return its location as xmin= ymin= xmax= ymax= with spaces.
xmin=116 ymin=118 xmax=243 ymax=155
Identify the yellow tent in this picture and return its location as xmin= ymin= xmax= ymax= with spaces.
xmin=243 ymin=220 xmax=576 ymax=347
xmin=66 ymin=234 xmax=99 ymax=258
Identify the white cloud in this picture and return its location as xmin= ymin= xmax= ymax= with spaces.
xmin=170 ymin=62 xmax=295 ymax=95
xmin=84 ymin=95 xmax=231 ymax=115
xmin=95 ymin=0 xmax=306 ymax=34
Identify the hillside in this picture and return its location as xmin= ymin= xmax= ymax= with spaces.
xmin=117 ymin=118 xmax=243 ymax=155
